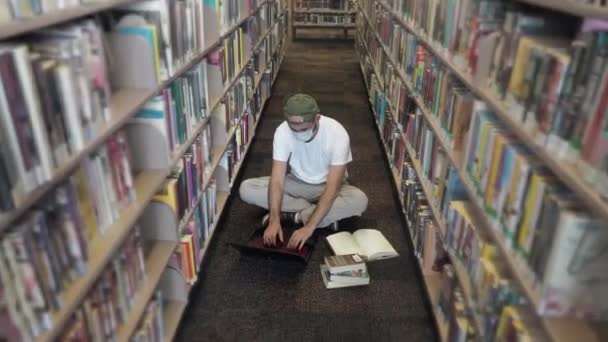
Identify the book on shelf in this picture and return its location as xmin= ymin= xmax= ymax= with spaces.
xmin=132 ymin=290 xmax=165 ymax=341
xmin=358 ymin=1 xmax=608 ymax=320
xmin=0 ymin=18 xmax=113 ymax=211
xmin=326 ymin=229 xmax=398 ymax=261
xmin=0 ymin=2 xmax=287 ymax=341
xmin=320 ymin=263 xmax=369 ymax=289
xmin=495 ymin=305 xmax=547 ymax=341
xmin=365 ymin=0 xmax=608 ymax=199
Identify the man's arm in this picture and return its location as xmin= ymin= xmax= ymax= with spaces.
xmin=264 ymin=159 xmax=287 ymax=246
xmin=304 ymin=164 xmax=346 ymax=228
xmin=287 ymin=164 xmax=346 ymax=249
xmin=268 ymin=160 xmax=288 ymax=224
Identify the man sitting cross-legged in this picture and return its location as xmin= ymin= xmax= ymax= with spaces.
xmin=239 ymin=94 xmax=368 ymax=250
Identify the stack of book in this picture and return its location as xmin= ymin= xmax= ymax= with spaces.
xmin=320 ymin=254 xmax=370 ymax=289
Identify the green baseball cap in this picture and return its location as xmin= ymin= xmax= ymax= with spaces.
xmin=283 ymin=94 xmax=319 ymax=121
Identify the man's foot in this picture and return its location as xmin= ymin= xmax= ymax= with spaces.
xmin=260 ymin=212 xmax=301 ymax=227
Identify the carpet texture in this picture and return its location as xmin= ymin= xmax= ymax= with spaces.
xmin=175 ymin=39 xmax=438 ymax=342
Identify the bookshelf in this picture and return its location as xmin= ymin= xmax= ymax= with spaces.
xmin=34 ymin=170 xmax=167 ymax=342
xmin=0 ymin=0 xmax=288 ymax=341
xmin=356 ymin=0 xmax=608 ymax=341
xmin=291 ymin=0 xmax=356 ymax=38
xmin=517 ymin=0 xmax=608 ymax=19
xmin=359 ymin=42 xmax=484 ymax=341
xmin=0 ymin=0 xmax=277 ymax=232
xmin=115 ymin=240 xmax=176 ymax=341
xmin=162 ymin=300 xmax=187 ymax=342
xmin=374 ymin=0 xmax=608 ymax=226
xmin=0 ymin=0 xmax=136 ymax=39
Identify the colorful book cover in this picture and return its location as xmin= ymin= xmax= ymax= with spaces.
xmin=116 ymin=24 xmax=162 ymax=83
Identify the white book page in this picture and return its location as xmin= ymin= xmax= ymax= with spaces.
xmin=353 ymin=229 xmax=398 ymax=261
xmin=326 ymin=232 xmax=363 ymax=257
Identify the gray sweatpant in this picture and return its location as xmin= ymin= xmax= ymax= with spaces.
xmin=239 ymin=173 xmax=368 ymax=228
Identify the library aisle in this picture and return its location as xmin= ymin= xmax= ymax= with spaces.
xmin=175 ymin=39 xmax=437 ymax=341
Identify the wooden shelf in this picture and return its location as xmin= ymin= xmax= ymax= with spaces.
xmin=162 ymin=300 xmax=187 ymax=342
xmin=0 ymin=88 xmax=149 ymax=232
xmin=35 ymin=169 xmax=169 ymax=342
xmin=293 ymin=22 xmax=356 ymax=27
xmin=0 ymin=7 xmax=288 ymax=342
xmin=0 ymin=0 xmax=135 ymax=39
xmin=517 ymin=0 xmax=608 ymax=18
xmin=228 ymin=97 xmax=270 ymax=189
xmin=0 ymin=1 xmax=278 ymax=234
xmin=176 ymin=144 xmax=226 ymax=235
xmin=366 ymin=76 xmax=488 ymax=340
xmin=357 ymin=7 xmax=604 ymax=342
xmin=421 ymin=273 xmax=449 ymax=342
xmin=116 ymin=240 xmax=177 ymax=342
xmin=362 ymin=56 xmax=459 ymax=342
xmin=293 ymin=8 xmax=356 ymax=14
xmin=374 ymin=0 xmax=608 ymax=225
xmin=146 ymin=33 xmax=288 ymax=339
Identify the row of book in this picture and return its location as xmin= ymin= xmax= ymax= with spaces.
xmin=293 ymin=12 xmax=356 ymax=24
xmin=130 ymin=291 xmax=165 ymax=342
xmin=0 ymin=0 xmax=284 ymax=213
xmin=294 ymin=0 xmax=354 ymax=10
xmin=1 ymin=222 xmax=145 ymax=341
xmin=367 ymin=0 xmax=608 ymax=201
xmin=102 ymin=0 xmax=268 ymax=82
xmin=0 ymin=0 xmax=258 ymax=24
xmin=395 ymin=143 xmax=481 ymax=339
xmin=463 ymin=104 xmax=608 ymax=320
xmin=166 ymin=125 xmax=214 ymax=227
xmin=124 ymin=9 xmax=285 ymax=174
xmin=68 ymin=227 xmax=146 ymax=341
xmin=223 ymin=71 xmax=274 ymax=185
xmin=0 ymin=0 xmax=98 ymax=20
xmin=378 ymin=91 xmax=545 ymax=340
xmin=0 ymin=20 xmax=112 ymax=209
xmin=0 ymin=128 xmax=137 ymax=339
xmin=129 ymin=6 xmax=286 ymax=338
xmin=0 ymin=1 xmax=286 ymax=342
xmin=358 ymin=4 xmax=608 ymax=320
xmin=446 ymin=201 xmax=529 ymax=340
xmin=178 ymin=180 xmax=218 ymax=285
xmin=128 ymin=64 xmax=212 ymax=161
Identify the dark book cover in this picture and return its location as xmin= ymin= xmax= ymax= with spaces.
xmin=231 ymin=227 xmax=317 ymax=263
xmin=0 ymin=50 xmax=39 ymax=172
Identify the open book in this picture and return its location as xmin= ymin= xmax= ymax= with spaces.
xmin=326 ymin=229 xmax=398 ymax=261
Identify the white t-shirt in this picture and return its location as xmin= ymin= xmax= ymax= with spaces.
xmin=273 ymin=115 xmax=352 ymax=184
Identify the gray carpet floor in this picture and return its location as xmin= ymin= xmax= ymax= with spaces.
xmin=175 ymin=39 xmax=438 ymax=342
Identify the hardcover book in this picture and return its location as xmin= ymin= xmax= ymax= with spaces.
xmin=326 ymin=229 xmax=398 ymax=261
xmin=230 ymin=227 xmax=317 ymax=263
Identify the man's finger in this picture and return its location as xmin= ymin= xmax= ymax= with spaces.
xmin=287 ymin=236 xmax=296 ymax=249
xmin=278 ymin=229 xmax=284 ymax=243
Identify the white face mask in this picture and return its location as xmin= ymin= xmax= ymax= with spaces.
xmin=293 ymin=129 xmax=315 ymax=142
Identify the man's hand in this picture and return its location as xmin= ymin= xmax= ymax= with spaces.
xmin=287 ymin=225 xmax=315 ymax=250
xmin=263 ymin=220 xmax=284 ymax=247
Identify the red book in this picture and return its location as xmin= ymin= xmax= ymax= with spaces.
xmin=582 ymin=69 xmax=608 ymax=167
xmin=230 ymin=227 xmax=316 ymax=263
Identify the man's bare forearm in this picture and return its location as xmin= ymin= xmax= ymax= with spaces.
xmin=305 ymin=185 xmax=339 ymax=228
xmin=268 ymin=178 xmax=284 ymax=224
